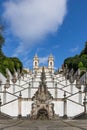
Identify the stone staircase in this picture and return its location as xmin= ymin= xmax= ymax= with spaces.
xmin=72 ymin=112 xmax=87 ymax=119
xmin=0 ymin=111 xmax=12 ymax=119
xmin=0 ymin=71 xmax=86 ymax=119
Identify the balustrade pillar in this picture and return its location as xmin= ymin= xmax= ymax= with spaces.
xmin=3 ymin=87 xmax=6 ymax=104
xmin=32 ymin=77 xmax=33 ymax=87
xmin=12 ymin=74 xmax=17 ymax=93
xmin=28 ymin=83 xmax=31 ymax=98
xmin=63 ymin=91 xmax=67 ymax=118
xmin=13 ymin=84 xmax=15 ymax=93
xmin=55 ymin=83 xmax=57 ymax=99
xmin=83 ymin=96 xmax=87 ymax=113
xmin=0 ymin=80 xmax=2 ymax=92
xmin=0 ymin=96 xmax=2 ymax=112
xmin=79 ymin=89 xmax=82 ymax=104
xmin=71 ymin=83 xmax=73 ymax=94
xmin=18 ymin=92 xmax=22 ymax=118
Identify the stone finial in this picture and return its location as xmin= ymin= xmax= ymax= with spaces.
xmin=64 ymin=91 xmax=66 ymax=98
xmin=19 ymin=91 xmax=22 ymax=97
xmin=0 ymin=96 xmax=2 ymax=106
xmin=12 ymin=74 xmax=17 ymax=84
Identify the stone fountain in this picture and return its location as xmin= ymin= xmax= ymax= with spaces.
xmin=30 ymin=67 xmax=54 ymax=120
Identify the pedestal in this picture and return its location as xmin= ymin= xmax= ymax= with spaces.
xmin=63 ymin=100 xmax=67 ymax=119
xmin=18 ymin=96 xmax=22 ymax=118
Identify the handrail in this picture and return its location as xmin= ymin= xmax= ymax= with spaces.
xmin=1 ymin=98 xmax=18 ymax=107
xmin=6 ymin=91 xmax=19 ymax=98
xmin=67 ymin=98 xmax=84 ymax=107
xmin=66 ymin=91 xmax=80 ymax=99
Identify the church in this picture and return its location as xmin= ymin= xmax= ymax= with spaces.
xmin=0 ymin=54 xmax=87 ymax=119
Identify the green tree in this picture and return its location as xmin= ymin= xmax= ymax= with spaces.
xmin=12 ymin=57 xmax=23 ymax=71
xmin=0 ymin=25 xmax=23 ymax=76
xmin=64 ymin=42 xmax=87 ymax=72
xmin=78 ymin=62 xmax=84 ymax=68
xmin=80 ymin=42 xmax=87 ymax=56
xmin=0 ymin=35 xmax=4 ymax=51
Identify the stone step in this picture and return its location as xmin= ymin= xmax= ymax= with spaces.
xmin=0 ymin=112 xmax=12 ymax=119
xmin=73 ymin=112 xmax=87 ymax=119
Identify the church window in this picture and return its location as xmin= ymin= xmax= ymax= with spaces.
xmin=50 ymin=62 xmax=52 ymax=66
xmin=35 ymin=62 xmax=37 ymax=66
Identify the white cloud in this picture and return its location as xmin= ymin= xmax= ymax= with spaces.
xmin=3 ymin=0 xmax=67 ymax=55
xmin=36 ymin=48 xmax=45 ymax=53
xmin=22 ymin=56 xmax=48 ymax=68
xmin=22 ymin=57 xmax=33 ymax=68
xmin=70 ymin=46 xmax=79 ymax=53
xmin=24 ymin=59 xmax=32 ymax=68
xmin=39 ymin=56 xmax=48 ymax=65
xmin=53 ymin=45 xmax=60 ymax=49
xmin=13 ymin=42 xmax=31 ymax=57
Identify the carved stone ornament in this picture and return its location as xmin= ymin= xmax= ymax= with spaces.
xmin=30 ymin=67 xmax=54 ymax=120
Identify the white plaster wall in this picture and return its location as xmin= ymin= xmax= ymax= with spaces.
xmin=1 ymin=100 xmax=18 ymax=116
xmin=53 ymin=101 xmax=63 ymax=116
xmin=31 ymin=88 xmax=38 ymax=97
xmin=67 ymin=100 xmax=84 ymax=117
xmin=0 ymin=71 xmax=86 ymax=117
xmin=22 ymin=101 xmax=33 ymax=116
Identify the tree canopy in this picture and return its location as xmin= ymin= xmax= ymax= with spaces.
xmin=64 ymin=42 xmax=87 ymax=72
xmin=0 ymin=25 xmax=23 ymax=76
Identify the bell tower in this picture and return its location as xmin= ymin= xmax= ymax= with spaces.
xmin=33 ymin=54 xmax=39 ymax=73
xmin=48 ymin=54 xmax=54 ymax=73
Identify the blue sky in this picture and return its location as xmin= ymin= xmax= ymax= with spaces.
xmin=0 ymin=0 xmax=87 ymax=70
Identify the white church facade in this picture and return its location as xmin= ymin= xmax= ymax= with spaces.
xmin=0 ymin=54 xmax=87 ymax=119
xmin=33 ymin=54 xmax=54 ymax=74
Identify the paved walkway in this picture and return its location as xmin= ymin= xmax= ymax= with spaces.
xmin=0 ymin=119 xmax=87 ymax=130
